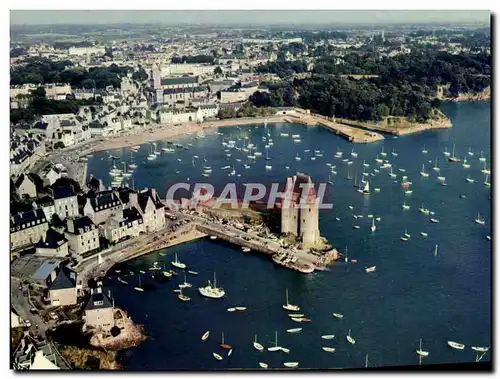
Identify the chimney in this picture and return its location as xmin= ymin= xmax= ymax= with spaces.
xmin=67 ymin=218 xmax=75 ymax=233
xmin=128 ymin=193 xmax=138 ymax=208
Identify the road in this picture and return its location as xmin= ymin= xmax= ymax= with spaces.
xmin=11 ymin=278 xmax=48 ymax=337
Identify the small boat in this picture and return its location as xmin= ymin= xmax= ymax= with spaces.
xmin=402 ymin=201 xmax=410 ymax=210
xmin=422 ymin=145 xmax=428 ymax=154
xmin=401 ymin=236 xmax=409 ymax=242
xmin=346 ymin=329 xmax=356 ymax=344
xmin=486 ymin=236 xmax=491 ymax=241
xmin=201 ymin=331 xmax=210 ymax=341
xmin=448 ymin=144 xmax=461 ymax=162
xmin=475 ymin=213 xmax=485 ymax=225
xmin=213 ymin=352 xmax=223 ymax=361
xmin=420 ymin=164 xmax=429 ymax=177
xmin=253 ymin=335 xmax=264 ymax=351
xmin=268 ymin=331 xmax=282 ymax=352
xmin=282 ymin=289 xmax=300 ymax=311
xmin=370 ymin=218 xmax=376 ymax=232
xmin=365 ymin=266 xmax=376 ymax=273
xmin=420 ymin=232 xmax=428 ymax=237
xmin=289 ymin=314 xmax=305 ymax=318
xmin=228 ymin=349 xmax=233 ymax=356
xmin=188 ymin=270 xmax=198 ymax=275
xmin=353 ymin=225 xmax=360 ymax=229
xmin=134 ymin=275 xmax=144 ymax=292
xmin=448 ymin=341 xmax=465 ymax=350
xmin=117 ymin=277 xmax=128 ymax=284
xmin=471 ymin=346 xmax=489 ymax=352
xmin=416 ymin=338 xmax=430 ymax=357
xmin=210 ymin=235 xmax=217 ymax=240
xmin=479 ymin=150 xmax=486 ymax=162
xmin=322 ymin=347 xmax=336 ymax=353
xmin=321 ymin=335 xmax=335 ymax=340
xmin=220 ymin=332 xmax=232 ymax=350
xmin=178 ymin=287 xmax=190 ymax=302
xmin=332 ymin=313 xmax=344 ymax=319
xmin=258 ymin=362 xmax=268 ymax=368
xmin=235 ymin=307 xmax=247 ymax=311
xmin=466 ymin=175 xmax=475 ymax=183
xmin=430 ymin=218 xmax=439 ymax=223
xmin=139 ymin=270 xmax=146 ymax=274
xmin=171 ymin=253 xmax=186 ymax=269
xmin=284 ymin=362 xmax=299 ymax=368
xmin=468 ymin=147 xmax=474 ymax=156
xmin=227 ymin=308 xmax=237 ymax=312
xmin=443 ymin=146 xmax=451 ymax=157
xmin=287 ymin=328 xmax=302 ymax=333
xmin=242 ymin=247 xmax=251 ymax=253
xmin=291 ymin=317 xmax=303 ymax=323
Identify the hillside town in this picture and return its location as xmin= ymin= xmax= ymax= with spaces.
xmin=9 ymin=18 xmax=491 ymax=370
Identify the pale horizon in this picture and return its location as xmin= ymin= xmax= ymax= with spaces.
xmin=10 ymin=10 xmax=491 ymax=26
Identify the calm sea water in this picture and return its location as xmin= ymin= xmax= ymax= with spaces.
xmin=87 ymin=102 xmax=491 ymax=370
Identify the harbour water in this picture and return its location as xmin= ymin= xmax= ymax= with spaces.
xmin=87 ymin=101 xmax=491 ymax=369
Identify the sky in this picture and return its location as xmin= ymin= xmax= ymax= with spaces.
xmin=10 ymin=10 xmax=491 ymax=26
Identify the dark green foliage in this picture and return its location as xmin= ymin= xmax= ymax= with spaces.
xmin=255 ymin=60 xmax=308 ymax=78
xmin=171 ymin=55 xmax=214 ymax=64
xmin=250 ymin=51 xmax=490 ymax=122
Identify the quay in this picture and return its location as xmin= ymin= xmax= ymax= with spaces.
xmin=75 ymin=213 xmax=337 ymax=287
xmin=284 ymin=114 xmax=385 ymax=143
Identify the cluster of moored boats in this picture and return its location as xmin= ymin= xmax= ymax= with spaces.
xmin=272 ymin=253 xmax=315 ymax=274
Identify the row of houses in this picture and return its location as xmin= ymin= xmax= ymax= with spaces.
xmin=11 ymin=181 xmax=166 ymax=258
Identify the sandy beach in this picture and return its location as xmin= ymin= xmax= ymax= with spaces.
xmin=79 ymin=116 xmax=285 ymax=156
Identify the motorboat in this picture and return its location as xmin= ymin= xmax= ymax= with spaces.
xmin=322 ymin=347 xmax=336 ymax=353
xmin=365 ymin=266 xmax=376 ymax=273
xmin=258 ymin=362 xmax=268 ymax=368
xmin=448 ymin=341 xmax=465 ymax=350
xmin=268 ymin=331 xmax=282 ymax=352
xmin=321 ymin=335 xmax=335 ymax=339
xmin=332 ymin=313 xmax=344 ymax=319
xmin=227 ymin=308 xmax=236 ymax=312
xmin=284 ymin=362 xmax=299 ymax=368
xmin=471 ymin=346 xmax=489 ymax=353
xmin=201 ymin=331 xmax=210 ymax=341
xmin=235 ymin=307 xmax=247 ymax=311
xmin=289 ymin=314 xmax=305 ymax=318
xmin=213 ymin=353 xmax=223 ymax=361
xmin=287 ymin=328 xmax=302 ymax=333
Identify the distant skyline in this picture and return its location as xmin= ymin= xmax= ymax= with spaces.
xmin=10 ymin=10 xmax=490 ymax=26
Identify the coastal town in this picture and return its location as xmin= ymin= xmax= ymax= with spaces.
xmin=9 ymin=11 xmax=491 ymax=371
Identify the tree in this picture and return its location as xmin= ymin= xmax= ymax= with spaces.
xmin=214 ymin=66 xmax=223 ymax=76
xmin=53 ymin=141 xmax=65 ymax=149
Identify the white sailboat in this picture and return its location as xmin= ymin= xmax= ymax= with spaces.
xmin=129 ymin=153 xmax=138 ymax=169
xmin=466 ymin=175 xmax=475 ymax=183
xmin=322 ymin=347 xmax=336 ymax=353
xmin=481 ymin=162 xmax=491 ymax=175
xmin=402 ymin=201 xmax=410 ymax=210
xmin=213 ymin=352 xmax=223 ymax=360
xmin=287 ymin=328 xmax=302 ymax=333
xmin=484 ymin=175 xmax=491 ymax=187
xmin=434 ymin=244 xmax=438 ymax=257
xmin=351 ymin=148 xmax=358 ymax=158
xmin=422 ymin=145 xmax=428 ymax=154
xmin=253 ymin=335 xmax=264 ymax=351
xmin=258 ymin=362 xmax=268 ymax=368
xmin=443 ymin=146 xmax=451 ymax=157
xmin=201 ymin=331 xmax=210 ymax=341
xmin=346 ymin=329 xmax=356 ymax=344
xmin=462 ymin=156 xmax=470 ymax=168
xmin=171 ymin=253 xmax=186 ymax=269
xmin=416 ymin=338 xmax=430 ymax=357
xmin=420 ymin=164 xmax=429 ymax=177
xmin=433 ymin=158 xmax=440 ymax=172
xmin=282 ymin=289 xmax=300 ymax=311
xmin=134 ymin=275 xmax=144 ymax=292
xmin=321 ymin=334 xmax=335 ymax=339
xmin=370 ymin=218 xmax=376 ymax=232
xmin=199 ymin=272 xmax=225 ymax=298
xmin=479 ymin=150 xmax=486 ymax=162
xmin=448 ymin=143 xmax=461 ymax=162
xmin=475 ymin=213 xmax=485 ymax=225
xmin=267 ymin=331 xmax=282 ymax=352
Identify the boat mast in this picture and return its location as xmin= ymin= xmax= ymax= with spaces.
xmin=365 ymin=354 xmax=369 ymax=368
